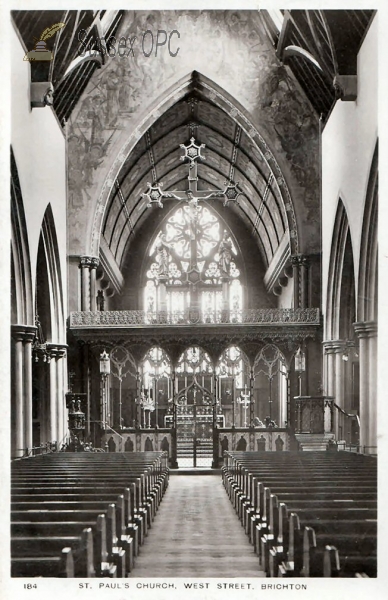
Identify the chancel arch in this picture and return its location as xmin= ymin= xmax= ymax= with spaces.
xmin=91 ymin=71 xmax=302 ymax=265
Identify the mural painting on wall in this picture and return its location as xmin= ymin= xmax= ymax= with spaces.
xmin=68 ymin=10 xmax=318 ymax=248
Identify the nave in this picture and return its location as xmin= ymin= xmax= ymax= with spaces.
xmin=11 ymin=449 xmax=376 ymax=578
xmin=9 ymin=8 xmax=379 ymax=582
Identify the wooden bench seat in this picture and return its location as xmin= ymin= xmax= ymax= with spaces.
xmin=301 ymin=527 xmax=377 ymax=577
xmin=223 ymin=451 xmax=377 ymax=578
xmin=11 ymin=548 xmax=75 ymax=577
xmin=11 ymin=452 xmax=169 ymax=577
xmin=11 ymin=528 xmax=95 ymax=577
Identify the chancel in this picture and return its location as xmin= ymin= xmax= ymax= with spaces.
xmin=10 ymin=8 xmax=378 ymax=579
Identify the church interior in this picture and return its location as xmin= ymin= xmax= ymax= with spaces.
xmin=10 ymin=8 xmax=378 ymax=579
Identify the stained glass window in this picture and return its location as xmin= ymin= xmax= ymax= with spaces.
xmin=176 ymin=346 xmax=213 ymax=376
xmin=142 ymin=347 xmax=171 ymax=396
xmin=145 ymin=204 xmax=242 ymax=315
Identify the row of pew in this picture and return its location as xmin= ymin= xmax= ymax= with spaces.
xmin=11 ymin=451 xmax=169 ymax=577
xmin=222 ymin=451 xmax=377 ymax=577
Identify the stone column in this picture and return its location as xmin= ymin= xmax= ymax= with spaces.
xmin=62 ymin=357 xmax=69 ymax=442
xmin=56 ymin=352 xmax=63 ymax=443
xmin=12 ymin=328 xmax=25 ymax=457
xmin=80 ymin=257 xmax=90 ymax=311
xmin=323 ymin=340 xmax=345 ymax=437
xmin=368 ymin=333 xmax=377 ymax=452
xmin=79 ymin=256 xmax=98 ymax=311
xmin=49 ymin=354 xmax=57 ymax=442
xmin=23 ymin=332 xmax=35 ymax=453
xmin=291 ymin=255 xmax=310 ymax=309
xmin=354 ymin=321 xmax=377 ymax=452
xmin=291 ymin=256 xmax=301 ymax=308
xmin=89 ymin=258 xmax=99 ymax=311
xmin=335 ymin=348 xmax=345 ymax=439
xmin=301 ymin=257 xmax=310 ymax=308
xmin=54 ymin=346 xmax=67 ymax=445
xmin=12 ymin=326 xmax=36 ymax=456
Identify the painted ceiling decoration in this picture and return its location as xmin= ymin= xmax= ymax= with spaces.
xmin=64 ymin=10 xmax=320 ymax=262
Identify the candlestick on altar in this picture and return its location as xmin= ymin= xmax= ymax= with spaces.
xmin=237 ymin=384 xmax=251 ymax=427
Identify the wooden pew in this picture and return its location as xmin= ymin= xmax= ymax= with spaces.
xmin=12 ymin=528 xmax=95 ymax=577
xmin=302 ymin=526 xmax=377 ymax=577
xmin=11 ymin=452 xmax=169 ymax=577
xmin=11 ymin=547 xmax=75 ymax=578
xmin=222 ymin=451 xmax=377 ymax=578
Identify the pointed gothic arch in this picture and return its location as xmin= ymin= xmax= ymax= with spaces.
xmin=358 ymin=143 xmax=378 ymax=324
xmin=90 ymin=71 xmax=299 ymax=263
xmin=32 ymin=204 xmax=67 ymax=447
xmin=253 ymin=343 xmax=288 ymax=427
xmin=11 ymin=148 xmax=33 ymax=326
xmin=326 ymin=200 xmax=356 ymax=341
xmin=36 ymin=204 xmax=65 ymax=343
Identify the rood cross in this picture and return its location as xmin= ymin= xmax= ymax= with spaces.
xmin=141 ymin=137 xmax=244 ymax=210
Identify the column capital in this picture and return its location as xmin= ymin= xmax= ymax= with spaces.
xmin=79 ymin=255 xmax=99 ymax=269
xmin=322 ymin=339 xmax=346 ymax=354
xmin=47 ymin=343 xmax=68 ymax=359
xmin=11 ymin=325 xmax=37 ymax=343
xmin=354 ymin=321 xmax=377 ymax=339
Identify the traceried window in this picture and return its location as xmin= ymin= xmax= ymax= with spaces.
xmin=144 ymin=204 xmax=242 ymax=317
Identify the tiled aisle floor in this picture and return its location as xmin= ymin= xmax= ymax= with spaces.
xmin=131 ymin=475 xmax=266 ymax=577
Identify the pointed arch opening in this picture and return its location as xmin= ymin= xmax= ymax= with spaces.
xmin=253 ymin=344 xmax=288 ymax=428
xmin=92 ymin=72 xmax=299 ymax=273
xmin=11 ymin=148 xmax=33 ymax=326
xmin=32 ymin=204 xmax=66 ymax=448
xmin=358 ymin=144 xmax=378 ymax=324
xmin=217 ymin=346 xmax=250 ymax=427
xmin=326 ymin=199 xmax=359 ymax=444
xmin=142 ymin=202 xmax=245 ymax=321
xmin=326 ymin=200 xmax=356 ymax=342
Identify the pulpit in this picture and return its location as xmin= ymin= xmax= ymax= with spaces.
xmin=293 ymin=396 xmax=334 ymax=434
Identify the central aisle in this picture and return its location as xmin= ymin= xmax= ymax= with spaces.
xmin=131 ymin=475 xmax=265 ymax=577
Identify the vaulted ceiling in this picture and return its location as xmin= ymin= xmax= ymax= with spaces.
xmin=102 ymin=93 xmax=289 ymax=272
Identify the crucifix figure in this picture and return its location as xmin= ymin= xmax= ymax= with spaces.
xmin=141 ymin=137 xmax=244 ymax=213
xmin=142 ymin=138 xmax=243 ymax=271
xmin=141 ymin=138 xmax=244 ymax=315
